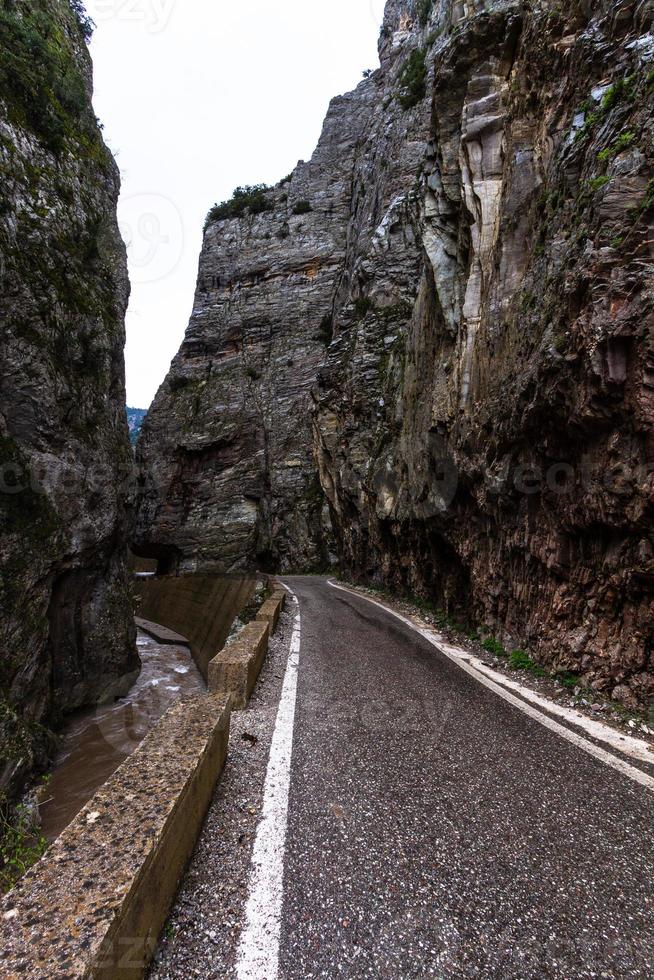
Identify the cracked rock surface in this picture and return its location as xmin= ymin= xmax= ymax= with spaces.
xmin=0 ymin=0 xmax=137 ymax=799
xmin=137 ymin=0 xmax=654 ymax=705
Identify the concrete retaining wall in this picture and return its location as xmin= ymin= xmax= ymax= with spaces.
xmin=134 ymin=575 xmax=258 ymax=680
xmin=0 ymin=694 xmax=231 ymax=979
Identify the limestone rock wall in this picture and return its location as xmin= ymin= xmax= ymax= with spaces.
xmin=134 ymin=86 xmax=376 ymax=573
xmin=0 ymin=0 xmax=138 ymax=799
xmin=138 ymin=0 xmax=654 ymax=705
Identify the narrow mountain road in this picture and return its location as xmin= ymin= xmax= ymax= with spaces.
xmin=242 ymin=577 xmax=654 ymax=980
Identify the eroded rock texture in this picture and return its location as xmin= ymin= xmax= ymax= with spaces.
xmin=138 ymin=0 xmax=654 ymax=705
xmin=134 ymin=88 xmax=379 ymax=573
xmin=0 ymin=0 xmax=138 ymax=798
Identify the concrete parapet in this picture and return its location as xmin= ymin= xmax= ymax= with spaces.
xmin=207 ymin=621 xmax=270 ymax=710
xmin=256 ymin=594 xmax=285 ymax=632
xmin=0 ymin=695 xmax=231 ymax=979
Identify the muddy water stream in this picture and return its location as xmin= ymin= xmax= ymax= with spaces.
xmin=40 ymin=630 xmax=205 ymax=842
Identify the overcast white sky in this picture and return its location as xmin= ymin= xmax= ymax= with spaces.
xmin=86 ymin=0 xmax=384 ymax=408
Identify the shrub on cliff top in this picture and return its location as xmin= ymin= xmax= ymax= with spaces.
xmin=69 ymin=0 xmax=94 ymax=41
xmin=206 ymin=185 xmax=274 ymax=225
xmin=397 ymin=48 xmax=427 ymax=110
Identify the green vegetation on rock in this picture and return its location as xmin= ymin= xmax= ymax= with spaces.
xmin=585 ymin=175 xmax=611 ymax=193
xmin=0 ymin=797 xmax=47 ymax=894
xmin=397 ymin=48 xmax=427 ymax=110
xmin=483 ymin=637 xmax=507 ymax=657
xmin=597 ymin=130 xmax=636 ymax=162
xmin=354 ymin=297 xmax=376 ymax=319
xmin=205 ymin=185 xmax=274 ymax=225
xmin=575 ymin=77 xmax=636 ymax=144
xmin=0 ymin=437 xmax=58 ymax=540
xmin=0 ymin=0 xmax=99 ymax=154
xmin=508 ymin=649 xmax=546 ymax=677
xmin=555 ymin=670 xmax=581 ymax=690
xmin=69 ymin=0 xmax=93 ymax=41
xmin=418 ymin=0 xmax=433 ymax=27
xmin=628 ymin=178 xmax=654 ymax=221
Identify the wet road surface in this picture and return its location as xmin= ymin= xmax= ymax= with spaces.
xmin=274 ymin=578 xmax=654 ymax=979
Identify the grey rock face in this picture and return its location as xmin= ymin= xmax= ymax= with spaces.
xmin=0 ymin=0 xmax=138 ymax=798
xmin=135 ymin=85 xmax=378 ymax=573
xmin=138 ymin=0 xmax=654 ymax=705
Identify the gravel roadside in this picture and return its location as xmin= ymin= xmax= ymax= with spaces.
xmin=149 ymin=600 xmax=295 ymax=980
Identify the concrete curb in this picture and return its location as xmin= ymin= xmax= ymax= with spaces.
xmin=256 ymin=593 xmax=285 ymax=631
xmin=207 ymin=586 xmax=287 ymax=709
xmin=208 ymin=621 xmax=270 ymax=709
xmin=0 ymin=695 xmax=231 ymax=979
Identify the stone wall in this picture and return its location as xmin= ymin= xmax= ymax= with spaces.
xmin=0 ymin=0 xmax=137 ymax=800
xmin=137 ymin=0 xmax=654 ymax=706
xmin=134 ymin=574 xmax=258 ymax=678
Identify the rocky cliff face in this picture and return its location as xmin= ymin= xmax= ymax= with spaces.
xmin=0 ymin=0 xmax=138 ymax=800
xmin=134 ymin=86 xmax=379 ymax=574
xmin=137 ymin=0 xmax=654 ymax=706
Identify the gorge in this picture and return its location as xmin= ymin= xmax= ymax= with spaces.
xmin=135 ymin=0 xmax=654 ymax=709
xmin=0 ymin=0 xmax=653 ymax=971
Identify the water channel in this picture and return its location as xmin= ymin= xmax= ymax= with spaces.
xmin=40 ymin=630 xmax=204 ymax=842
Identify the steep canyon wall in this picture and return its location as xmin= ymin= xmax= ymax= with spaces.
xmin=0 ymin=0 xmax=138 ymax=799
xmin=137 ymin=0 xmax=654 ymax=706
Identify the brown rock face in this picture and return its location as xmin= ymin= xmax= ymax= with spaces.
xmin=137 ymin=0 xmax=654 ymax=705
xmin=0 ymin=0 xmax=138 ymax=798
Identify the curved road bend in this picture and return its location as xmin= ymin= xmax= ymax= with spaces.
xmin=243 ymin=576 xmax=653 ymax=980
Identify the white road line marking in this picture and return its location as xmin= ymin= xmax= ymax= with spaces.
xmin=235 ymin=583 xmax=301 ymax=980
xmin=329 ymin=581 xmax=654 ymax=794
xmin=441 ymin=643 xmax=654 ymax=766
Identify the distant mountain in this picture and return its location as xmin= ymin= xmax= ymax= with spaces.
xmin=127 ymin=407 xmax=147 ymax=446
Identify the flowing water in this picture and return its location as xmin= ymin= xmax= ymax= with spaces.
xmin=39 ymin=630 xmax=205 ymax=842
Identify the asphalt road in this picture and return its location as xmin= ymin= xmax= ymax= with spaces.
xmin=274 ymin=577 xmax=653 ymax=979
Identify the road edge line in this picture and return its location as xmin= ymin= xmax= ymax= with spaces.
xmin=235 ymin=583 xmax=301 ymax=980
xmin=328 ymin=581 xmax=654 ymax=794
